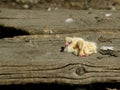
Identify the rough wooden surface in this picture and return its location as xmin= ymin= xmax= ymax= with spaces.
xmin=0 ymin=0 xmax=120 ymax=10
xmin=0 ymin=8 xmax=120 ymax=35
xmin=0 ymin=8 xmax=120 ymax=85
xmin=0 ymin=32 xmax=119 ymax=85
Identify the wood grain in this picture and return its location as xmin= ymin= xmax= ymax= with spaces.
xmin=0 ymin=36 xmax=119 ymax=85
xmin=0 ymin=8 xmax=120 ymax=85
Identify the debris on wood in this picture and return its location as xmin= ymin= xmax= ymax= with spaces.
xmin=23 ymin=4 xmax=30 ymax=9
xmin=99 ymin=46 xmax=120 ymax=57
xmin=105 ymin=13 xmax=112 ymax=17
xmin=100 ymin=46 xmax=114 ymax=50
xmin=65 ymin=18 xmax=74 ymax=23
xmin=48 ymin=7 xmax=52 ymax=11
xmin=43 ymin=28 xmax=54 ymax=34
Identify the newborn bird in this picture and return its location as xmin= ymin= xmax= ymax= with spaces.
xmin=76 ymin=40 xmax=97 ymax=56
xmin=64 ymin=37 xmax=84 ymax=56
xmin=64 ymin=37 xmax=97 ymax=57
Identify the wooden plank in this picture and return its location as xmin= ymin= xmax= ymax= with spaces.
xmin=0 ymin=8 xmax=120 ymax=35
xmin=0 ymin=33 xmax=119 ymax=85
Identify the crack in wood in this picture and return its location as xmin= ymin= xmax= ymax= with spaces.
xmin=0 ymin=63 xmax=120 ymax=71
xmin=1 ymin=75 xmax=120 ymax=82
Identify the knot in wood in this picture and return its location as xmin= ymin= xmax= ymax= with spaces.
xmin=75 ymin=66 xmax=86 ymax=76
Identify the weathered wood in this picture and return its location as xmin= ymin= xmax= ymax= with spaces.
xmin=0 ymin=0 xmax=120 ymax=10
xmin=0 ymin=8 xmax=120 ymax=35
xmin=0 ymin=8 xmax=120 ymax=85
xmin=0 ymin=33 xmax=119 ymax=85
xmin=1 ymin=59 xmax=120 ymax=85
